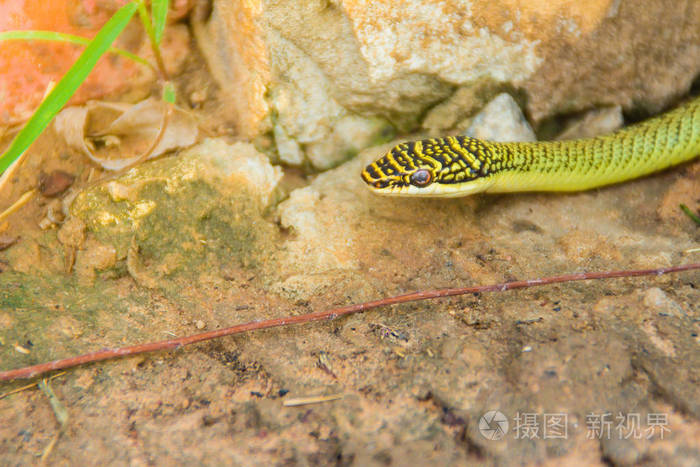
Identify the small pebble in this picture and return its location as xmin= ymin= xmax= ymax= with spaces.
xmin=189 ymin=89 xmax=207 ymax=106
xmin=40 ymin=170 xmax=75 ymax=197
xmin=14 ymin=343 xmax=31 ymax=354
xmin=38 ymin=218 xmax=54 ymax=230
xmin=463 ymin=93 xmax=536 ymax=143
xmin=195 ymin=320 xmax=206 ymax=329
xmin=556 ymin=105 xmax=623 ymax=140
xmin=46 ymin=199 xmax=65 ymax=224
xmin=0 ymin=235 xmax=18 ymax=251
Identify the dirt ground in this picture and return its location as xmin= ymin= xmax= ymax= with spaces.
xmin=1 ymin=42 xmax=699 ymax=467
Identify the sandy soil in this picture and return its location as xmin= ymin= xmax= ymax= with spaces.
xmin=0 ymin=44 xmax=699 ymax=467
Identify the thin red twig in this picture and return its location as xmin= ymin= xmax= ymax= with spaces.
xmin=1 ymin=263 xmax=698 ymax=382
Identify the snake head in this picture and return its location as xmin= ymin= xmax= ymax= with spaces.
xmin=361 ymin=137 xmax=497 ymax=197
xmin=361 ymin=142 xmax=439 ymax=195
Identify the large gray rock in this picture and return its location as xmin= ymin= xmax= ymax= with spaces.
xmin=193 ymin=0 xmax=700 ymax=167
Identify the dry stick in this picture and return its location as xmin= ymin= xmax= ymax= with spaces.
xmin=118 ymin=102 xmax=174 ymax=172
xmin=1 ymin=263 xmax=698 ymax=382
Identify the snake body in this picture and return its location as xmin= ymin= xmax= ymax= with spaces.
xmin=362 ymin=97 xmax=700 ymax=197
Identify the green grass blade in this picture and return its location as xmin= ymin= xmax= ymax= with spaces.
xmin=0 ymin=2 xmax=139 ymax=174
xmin=162 ymin=81 xmax=176 ymax=103
xmin=151 ymin=0 xmax=169 ymax=45
xmin=137 ymin=1 xmax=157 ymax=47
xmin=680 ymin=204 xmax=700 ymax=225
xmin=0 ymin=30 xmax=150 ymax=67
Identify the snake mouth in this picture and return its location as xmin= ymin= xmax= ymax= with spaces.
xmin=367 ymin=180 xmax=495 ymax=197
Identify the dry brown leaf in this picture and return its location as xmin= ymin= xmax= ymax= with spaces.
xmin=54 ymin=99 xmax=199 ymax=171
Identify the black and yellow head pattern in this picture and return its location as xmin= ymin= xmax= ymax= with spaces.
xmin=361 ymin=136 xmax=504 ymax=197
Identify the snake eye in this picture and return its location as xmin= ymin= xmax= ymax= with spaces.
xmin=410 ymin=169 xmax=432 ymax=187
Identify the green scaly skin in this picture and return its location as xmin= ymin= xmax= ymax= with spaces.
xmin=361 ymin=96 xmax=700 ymax=197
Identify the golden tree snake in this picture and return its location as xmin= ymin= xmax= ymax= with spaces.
xmin=362 ymin=96 xmax=699 ymax=197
